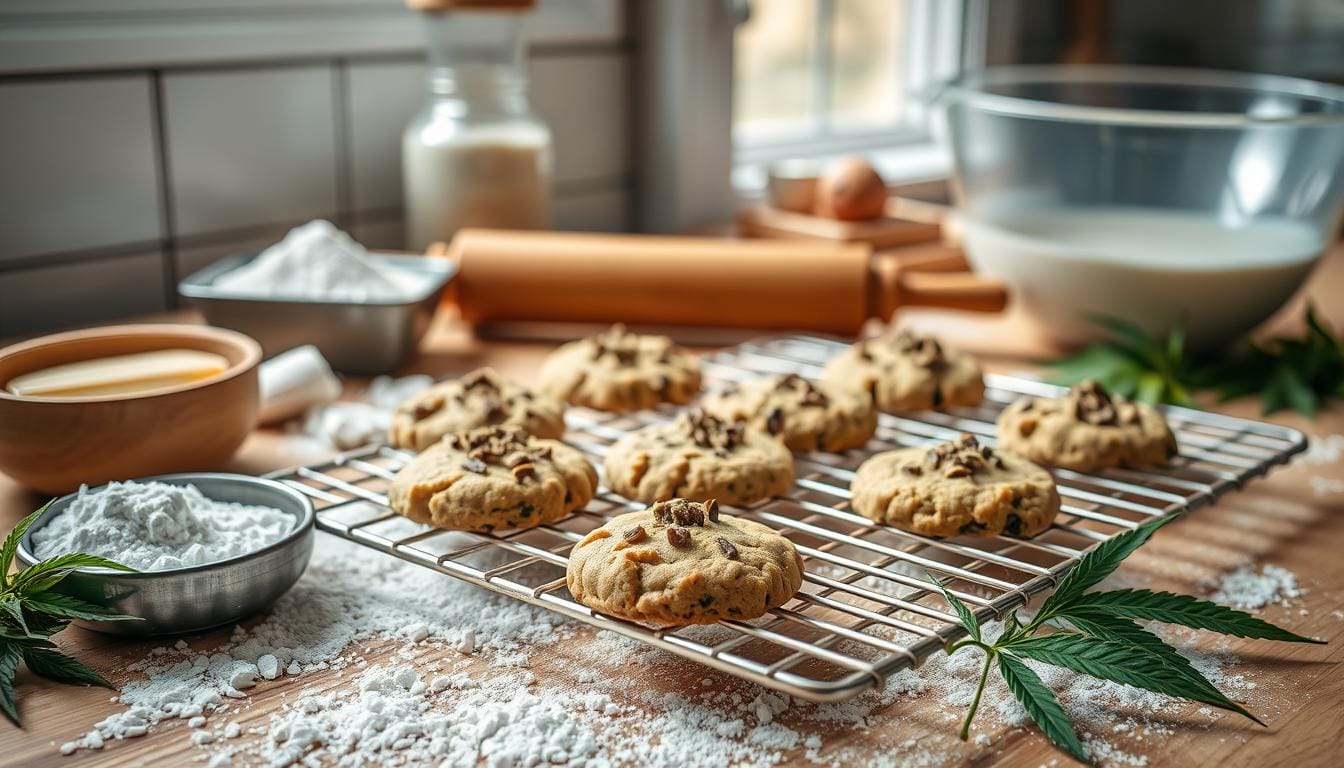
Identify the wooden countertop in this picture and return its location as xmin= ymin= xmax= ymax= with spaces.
xmin=0 ymin=248 xmax=1342 ymax=767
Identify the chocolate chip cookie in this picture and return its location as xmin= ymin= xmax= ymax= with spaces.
xmin=851 ymin=433 xmax=1059 ymax=538
xmin=566 ymin=498 xmax=804 ymax=626
xmin=701 ymin=373 xmax=876 ymax=453
xmin=602 ymin=408 xmax=794 ymax=506
xmin=389 ymin=367 xmax=566 ymax=452
xmin=388 ymin=425 xmax=597 ymax=532
xmin=538 ymin=324 xmax=701 ymax=411
xmin=822 ymin=331 xmax=984 ymax=412
xmin=996 ymin=379 xmax=1178 ymax=471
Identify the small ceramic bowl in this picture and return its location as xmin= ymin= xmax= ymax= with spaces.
xmin=0 ymin=324 xmax=262 ymax=493
xmin=15 ymin=473 xmax=314 ymax=636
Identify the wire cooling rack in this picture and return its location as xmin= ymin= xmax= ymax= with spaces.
xmin=266 ymin=334 xmax=1307 ymax=703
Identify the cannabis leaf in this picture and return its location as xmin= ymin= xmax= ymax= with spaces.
xmin=997 ymin=652 xmax=1088 ymax=763
xmin=932 ymin=513 xmax=1323 ymax=765
xmin=1045 ymin=306 xmax=1344 ymax=417
xmin=1046 ymin=315 xmax=1196 ymax=407
xmin=0 ymin=503 xmax=140 ymax=727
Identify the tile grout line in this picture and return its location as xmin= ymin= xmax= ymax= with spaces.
xmin=332 ymin=58 xmax=356 ymax=232
xmin=148 ymin=68 xmax=180 ymax=308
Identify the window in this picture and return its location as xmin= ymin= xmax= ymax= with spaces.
xmin=733 ymin=0 xmax=967 ymax=183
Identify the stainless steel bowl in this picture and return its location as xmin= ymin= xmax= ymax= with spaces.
xmin=179 ymin=252 xmax=456 ymax=374
xmin=16 ymin=473 xmax=314 ymax=637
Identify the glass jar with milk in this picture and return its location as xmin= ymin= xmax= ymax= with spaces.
xmin=403 ymin=0 xmax=553 ymax=252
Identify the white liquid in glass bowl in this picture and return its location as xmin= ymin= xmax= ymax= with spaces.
xmin=962 ymin=206 xmax=1324 ymax=347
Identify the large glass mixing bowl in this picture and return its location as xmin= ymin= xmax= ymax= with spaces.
xmin=932 ymin=66 xmax=1344 ymax=348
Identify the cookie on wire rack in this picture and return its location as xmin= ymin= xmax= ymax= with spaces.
xmin=996 ymin=379 xmax=1178 ymax=471
xmin=387 ymin=425 xmax=596 ymax=532
xmin=822 ymin=330 xmax=984 ymax=412
xmin=602 ymin=408 xmax=794 ymax=506
xmin=851 ymin=433 xmax=1060 ymax=538
xmin=566 ymin=498 xmax=804 ymax=626
xmin=389 ymin=367 xmax=566 ymax=452
xmin=538 ymin=324 xmax=702 ymax=412
xmin=701 ymin=373 xmax=876 ymax=453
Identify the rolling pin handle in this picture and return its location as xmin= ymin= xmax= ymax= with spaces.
xmin=868 ymin=257 xmax=1008 ymax=320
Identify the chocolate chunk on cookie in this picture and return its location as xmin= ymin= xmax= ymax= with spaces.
xmin=566 ymin=498 xmax=804 ymax=626
xmin=822 ymin=330 xmax=984 ymax=412
xmin=851 ymin=433 xmax=1059 ymax=538
xmin=996 ymin=380 xmax=1178 ymax=471
xmin=538 ymin=324 xmax=701 ymax=411
xmin=602 ymin=408 xmax=794 ymax=506
xmin=390 ymin=367 xmax=566 ymax=452
xmin=702 ymin=373 xmax=876 ymax=453
xmin=388 ymin=425 xmax=596 ymax=532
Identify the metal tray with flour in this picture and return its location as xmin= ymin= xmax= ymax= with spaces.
xmin=179 ymin=252 xmax=455 ymax=374
xmin=264 ymin=334 xmax=1307 ymax=703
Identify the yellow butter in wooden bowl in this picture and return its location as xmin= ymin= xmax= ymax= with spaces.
xmin=7 ymin=349 xmax=229 ymax=398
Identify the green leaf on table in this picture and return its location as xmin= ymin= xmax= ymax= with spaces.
xmin=1033 ymin=515 xmax=1179 ymax=626
xmin=21 ymin=592 xmax=139 ymax=623
xmin=996 ymin=652 xmax=1089 ymax=764
xmin=1063 ymin=589 xmax=1323 ymax=644
xmin=20 ymin=647 xmax=112 ymax=689
xmin=928 ymin=575 xmax=980 ymax=642
xmin=0 ymin=641 xmax=21 ymax=726
xmin=1002 ymin=633 xmax=1262 ymax=724
xmin=0 ymin=598 xmax=27 ymax=637
xmin=0 ymin=503 xmax=50 ymax=589
xmin=8 ymin=552 xmax=137 ymax=595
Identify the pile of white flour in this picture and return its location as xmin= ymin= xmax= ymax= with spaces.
xmin=31 ymin=481 xmax=293 ymax=571
xmin=56 ymin=530 xmax=1287 ymax=767
xmin=214 ymin=219 xmax=420 ymax=302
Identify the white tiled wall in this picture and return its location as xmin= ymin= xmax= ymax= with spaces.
xmin=164 ymin=66 xmax=341 ymax=237
xmin=0 ymin=1 xmax=631 ymax=338
xmin=0 ymin=251 xmax=167 ymax=336
xmin=0 ymin=77 xmax=163 ymax=261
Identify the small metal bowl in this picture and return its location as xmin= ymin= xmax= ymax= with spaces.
xmin=16 ymin=473 xmax=314 ymax=637
xmin=179 ymin=252 xmax=456 ymax=374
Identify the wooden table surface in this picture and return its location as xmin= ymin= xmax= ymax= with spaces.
xmin=0 ymin=247 xmax=1341 ymax=767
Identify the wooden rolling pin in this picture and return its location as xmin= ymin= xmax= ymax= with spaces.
xmin=432 ymin=229 xmax=1005 ymax=335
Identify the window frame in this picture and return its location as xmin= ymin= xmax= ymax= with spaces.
xmin=733 ymin=0 xmax=970 ymax=185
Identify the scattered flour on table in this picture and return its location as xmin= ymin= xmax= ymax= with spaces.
xmin=1210 ymin=564 xmax=1301 ymax=610
xmin=293 ymin=374 xmax=433 ymax=450
xmin=213 ymin=219 xmax=421 ymax=302
xmin=1302 ymin=434 xmax=1344 ymax=466
xmin=31 ymin=481 xmax=293 ymax=571
xmin=60 ymin=536 xmax=1282 ymax=767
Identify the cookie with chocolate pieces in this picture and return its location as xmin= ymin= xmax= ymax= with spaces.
xmin=702 ymin=373 xmax=876 ymax=453
xmin=388 ymin=425 xmax=596 ymax=532
xmin=851 ymin=433 xmax=1059 ymax=538
xmin=822 ymin=330 xmax=984 ymax=412
xmin=566 ymin=498 xmax=803 ymax=626
xmin=390 ymin=367 xmax=566 ymax=452
xmin=602 ymin=409 xmax=794 ymax=506
xmin=996 ymin=380 xmax=1178 ymax=471
xmin=538 ymin=324 xmax=701 ymax=411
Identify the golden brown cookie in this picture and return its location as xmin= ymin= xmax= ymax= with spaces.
xmin=538 ymin=324 xmax=701 ymax=411
xmin=566 ymin=498 xmax=804 ymax=626
xmin=389 ymin=368 xmax=566 ymax=452
xmin=602 ymin=408 xmax=794 ymax=506
xmin=851 ymin=433 xmax=1059 ymax=538
xmin=702 ymin=373 xmax=876 ymax=453
xmin=822 ymin=331 xmax=984 ymax=411
xmin=388 ymin=425 xmax=596 ymax=532
xmin=996 ymin=380 xmax=1178 ymax=471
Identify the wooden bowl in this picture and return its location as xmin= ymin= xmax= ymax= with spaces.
xmin=0 ymin=324 xmax=261 ymax=493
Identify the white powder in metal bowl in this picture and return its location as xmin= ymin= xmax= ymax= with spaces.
xmin=31 ymin=481 xmax=294 ymax=571
xmin=212 ymin=219 xmax=423 ymax=302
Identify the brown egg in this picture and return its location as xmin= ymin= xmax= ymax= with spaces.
xmin=814 ymin=157 xmax=887 ymax=221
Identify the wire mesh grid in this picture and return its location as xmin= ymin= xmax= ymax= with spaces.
xmin=266 ymin=334 xmax=1307 ymax=703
